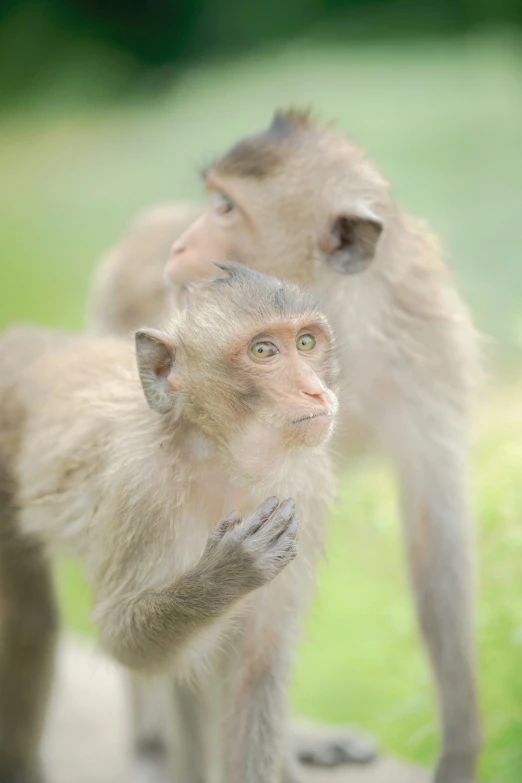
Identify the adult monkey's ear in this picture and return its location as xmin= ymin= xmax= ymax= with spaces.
xmin=321 ymin=207 xmax=383 ymax=274
xmin=135 ymin=328 xmax=182 ymax=414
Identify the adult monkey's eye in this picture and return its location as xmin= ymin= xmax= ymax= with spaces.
xmin=250 ymin=341 xmax=278 ymax=360
xmin=211 ymin=191 xmax=235 ymax=216
xmin=296 ymin=334 xmax=316 ymax=352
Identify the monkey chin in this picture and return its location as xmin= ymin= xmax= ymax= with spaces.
xmin=288 ymin=413 xmax=335 ymax=448
xmin=227 ymin=414 xmax=334 ymax=482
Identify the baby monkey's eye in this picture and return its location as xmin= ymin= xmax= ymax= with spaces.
xmin=250 ymin=341 xmax=278 ymax=360
xmin=296 ymin=334 xmax=316 ymax=352
xmin=211 ymin=191 xmax=235 ymax=216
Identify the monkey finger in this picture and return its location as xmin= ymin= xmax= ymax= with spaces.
xmin=244 ymin=496 xmax=280 ymax=534
xmin=214 ymin=510 xmax=243 ymax=540
xmin=261 ymin=500 xmax=296 ymax=542
xmin=265 ymin=512 xmax=299 ymax=546
xmin=269 ymin=515 xmax=299 ymax=565
xmin=284 ymin=512 xmax=300 ymax=540
xmin=276 ymin=540 xmax=298 ymax=566
xmin=268 ymin=498 xmax=295 ymax=527
xmin=224 ymin=510 xmax=243 ymax=527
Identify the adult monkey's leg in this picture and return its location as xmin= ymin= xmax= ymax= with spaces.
xmin=382 ymin=396 xmax=481 ymax=783
xmin=125 ymin=676 xmax=172 ymax=783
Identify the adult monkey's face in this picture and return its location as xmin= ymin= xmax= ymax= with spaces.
xmin=165 ymin=110 xmax=386 ymax=291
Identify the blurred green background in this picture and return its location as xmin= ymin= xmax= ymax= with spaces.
xmin=1 ymin=2 xmax=522 ymax=782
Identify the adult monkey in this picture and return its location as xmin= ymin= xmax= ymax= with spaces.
xmin=89 ymin=110 xmax=481 ymax=783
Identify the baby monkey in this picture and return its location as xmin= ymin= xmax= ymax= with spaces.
xmin=0 ymin=264 xmax=338 ymax=783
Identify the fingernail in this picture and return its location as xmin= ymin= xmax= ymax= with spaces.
xmin=224 ymin=511 xmax=242 ymax=526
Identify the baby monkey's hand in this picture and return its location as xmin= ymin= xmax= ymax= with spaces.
xmin=202 ymin=497 xmax=299 ymax=601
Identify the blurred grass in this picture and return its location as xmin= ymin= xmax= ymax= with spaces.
xmin=1 ymin=30 xmax=522 ymax=783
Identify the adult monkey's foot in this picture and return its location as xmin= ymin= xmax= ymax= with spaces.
xmin=291 ymin=720 xmax=378 ymax=767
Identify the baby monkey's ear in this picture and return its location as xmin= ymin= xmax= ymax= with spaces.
xmin=135 ymin=329 xmax=182 ymax=414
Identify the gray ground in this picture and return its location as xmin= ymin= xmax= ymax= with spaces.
xmin=43 ymin=639 xmax=430 ymax=783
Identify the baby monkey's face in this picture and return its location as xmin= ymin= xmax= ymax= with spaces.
xmin=228 ymin=317 xmax=338 ymax=449
xmin=136 ymin=267 xmax=338 ymax=452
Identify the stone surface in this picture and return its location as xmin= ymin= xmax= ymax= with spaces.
xmin=303 ymin=759 xmax=429 ymax=782
xmin=42 ymin=639 xmax=430 ymax=783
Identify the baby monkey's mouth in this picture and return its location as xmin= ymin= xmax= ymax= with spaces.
xmin=292 ymin=412 xmax=329 ymax=425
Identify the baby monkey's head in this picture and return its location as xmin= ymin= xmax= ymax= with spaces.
xmin=136 ymin=264 xmax=338 ymax=450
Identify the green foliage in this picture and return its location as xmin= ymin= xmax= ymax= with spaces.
xmin=1 ymin=0 xmax=522 ymax=106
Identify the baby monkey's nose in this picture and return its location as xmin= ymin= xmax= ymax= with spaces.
xmin=302 ymin=389 xmax=326 ymax=404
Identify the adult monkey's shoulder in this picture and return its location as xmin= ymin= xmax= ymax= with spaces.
xmin=88 ymin=202 xmax=200 ymax=335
